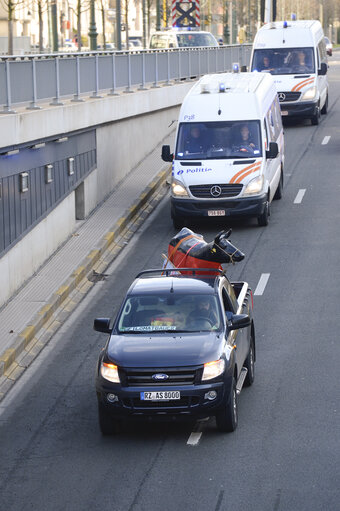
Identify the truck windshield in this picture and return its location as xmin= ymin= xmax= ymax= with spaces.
xmin=251 ymin=47 xmax=315 ymax=75
xmin=117 ymin=294 xmax=222 ymax=333
xmin=176 ymin=120 xmax=262 ymax=160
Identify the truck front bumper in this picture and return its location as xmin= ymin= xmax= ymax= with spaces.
xmin=280 ymin=100 xmax=318 ymax=118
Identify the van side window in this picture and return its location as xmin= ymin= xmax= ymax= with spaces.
xmin=266 ymin=109 xmax=275 ymax=141
xmin=318 ymin=40 xmax=327 ymax=64
xmin=263 ymin=119 xmax=269 ymax=149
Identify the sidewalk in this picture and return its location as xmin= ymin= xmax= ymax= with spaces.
xmin=0 ymin=134 xmax=173 ymax=399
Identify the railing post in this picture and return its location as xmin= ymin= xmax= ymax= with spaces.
xmin=71 ymin=56 xmax=84 ymax=102
xmin=1 ymin=60 xmax=15 ymax=114
xmin=138 ymin=51 xmax=147 ymax=91
xmin=124 ymin=52 xmax=133 ymax=93
xmin=164 ymin=49 xmax=172 ymax=86
xmin=152 ymin=51 xmax=160 ymax=88
xmin=198 ymin=48 xmax=201 ymax=78
xmin=108 ymin=53 xmax=119 ymax=95
xmin=90 ymin=54 xmax=103 ymax=98
xmin=27 ymin=58 xmax=41 ymax=110
xmin=50 ymin=57 xmax=63 ymax=105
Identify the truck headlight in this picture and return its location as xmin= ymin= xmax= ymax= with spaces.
xmin=101 ymin=361 xmax=120 ymax=383
xmin=301 ymin=86 xmax=317 ymax=101
xmin=243 ymin=175 xmax=264 ymax=195
xmin=171 ymin=179 xmax=189 ymax=197
xmin=202 ymin=359 xmax=225 ymax=381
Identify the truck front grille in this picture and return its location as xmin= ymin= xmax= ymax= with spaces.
xmin=121 ymin=367 xmax=201 ymax=387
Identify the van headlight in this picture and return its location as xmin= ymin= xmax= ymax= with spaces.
xmin=202 ymin=359 xmax=225 ymax=381
xmin=301 ymin=86 xmax=317 ymax=101
xmin=171 ymin=178 xmax=189 ymax=197
xmin=101 ymin=361 xmax=120 ymax=383
xmin=243 ymin=175 xmax=264 ymax=196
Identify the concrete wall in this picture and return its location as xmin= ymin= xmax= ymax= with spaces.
xmin=0 ymin=193 xmax=76 ymax=306
xmin=0 ymin=81 xmax=193 ymax=306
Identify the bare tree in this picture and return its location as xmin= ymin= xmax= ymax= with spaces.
xmin=32 ymin=0 xmax=48 ymax=52
xmin=98 ymin=0 xmax=106 ymax=48
xmin=72 ymin=0 xmax=91 ymax=50
xmin=0 ymin=0 xmax=24 ymax=55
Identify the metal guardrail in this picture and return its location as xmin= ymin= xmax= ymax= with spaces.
xmin=0 ymin=45 xmax=252 ymax=113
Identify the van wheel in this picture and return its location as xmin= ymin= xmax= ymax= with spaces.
xmin=321 ymin=94 xmax=328 ymax=115
xmin=172 ymin=215 xmax=184 ymax=230
xmin=311 ymin=105 xmax=320 ymax=125
xmin=257 ymin=200 xmax=270 ymax=227
xmin=274 ymin=171 xmax=283 ymax=200
xmin=215 ymin=375 xmax=238 ymax=432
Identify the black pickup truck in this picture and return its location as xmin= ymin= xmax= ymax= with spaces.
xmin=94 ymin=268 xmax=255 ymax=434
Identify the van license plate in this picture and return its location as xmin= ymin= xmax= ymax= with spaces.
xmin=208 ymin=210 xmax=225 ymax=217
xmin=281 ymin=110 xmax=288 ymax=116
xmin=141 ymin=391 xmax=181 ymax=401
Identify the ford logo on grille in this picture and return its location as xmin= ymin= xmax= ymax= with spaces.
xmin=278 ymin=92 xmax=286 ymax=102
xmin=210 ymin=185 xmax=222 ymax=197
xmin=152 ymin=373 xmax=169 ymax=380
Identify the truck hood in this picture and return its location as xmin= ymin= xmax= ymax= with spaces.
xmin=107 ymin=332 xmax=224 ymax=368
xmin=174 ymin=159 xmax=262 ymax=187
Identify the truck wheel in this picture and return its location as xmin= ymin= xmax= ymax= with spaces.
xmin=244 ymin=335 xmax=255 ymax=387
xmin=311 ymin=106 xmax=320 ymax=125
xmin=257 ymin=200 xmax=269 ymax=227
xmin=321 ymin=94 xmax=328 ymax=115
xmin=98 ymin=402 xmax=118 ymax=435
xmin=215 ymin=375 xmax=238 ymax=432
xmin=274 ymin=171 xmax=283 ymax=200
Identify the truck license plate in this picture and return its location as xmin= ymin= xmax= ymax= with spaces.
xmin=141 ymin=391 xmax=180 ymax=401
xmin=208 ymin=210 xmax=225 ymax=217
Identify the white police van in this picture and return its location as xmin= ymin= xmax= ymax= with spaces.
xmin=161 ymin=71 xmax=284 ymax=227
xmin=250 ymin=20 xmax=329 ymax=125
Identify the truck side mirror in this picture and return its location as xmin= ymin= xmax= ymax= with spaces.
xmin=94 ymin=318 xmax=112 ymax=334
xmin=318 ymin=62 xmax=327 ymax=76
xmin=162 ymin=145 xmax=173 ymax=162
xmin=266 ymin=141 xmax=279 ymax=159
xmin=228 ymin=314 xmax=251 ymax=330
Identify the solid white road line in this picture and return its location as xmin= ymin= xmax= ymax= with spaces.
xmin=254 ymin=273 xmax=270 ymax=296
xmin=187 ymin=432 xmax=202 ymax=446
xmin=322 ymin=136 xmax=331 ymax=145
xmin=294 ymin=189 xmax=306 ymax=204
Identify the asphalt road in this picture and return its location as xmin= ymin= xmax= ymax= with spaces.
xmin=1 ymin=59 xmax=340 ymax=511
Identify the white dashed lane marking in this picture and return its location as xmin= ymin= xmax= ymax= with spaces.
xmin=187 ymin=432 xmax=203 ymax=446
xmin=254 ymin=273 xmax=270 ymax=296
xmin=294 ymin=189 xmax=306 ymax=204
xmin=322 ymin=136 xmax=331 ymax=145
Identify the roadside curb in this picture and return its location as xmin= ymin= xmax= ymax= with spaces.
xmin=0 ymin=166 xmax=170 ymax=392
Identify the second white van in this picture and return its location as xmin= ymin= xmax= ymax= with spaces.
xmin=250 ymin=20 xmax=329 ymax=125
xmin=162 ymin=71 xmax=284 ymax=227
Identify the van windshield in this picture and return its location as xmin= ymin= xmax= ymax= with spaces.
xmin=251 ymin=47 xmax=315 ymax=75
xmin=176 ymin=121 xmax=262 ymax=160
xmin=176 ymin=33 xmax=217 ymax=47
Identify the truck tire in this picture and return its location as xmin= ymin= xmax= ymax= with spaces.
xmin=257 ymin=199 xmax=269 ymax=226
xmin=215 ymin=375 xmax=238 ymax=432
xmin=244 ymin=334 xmax=255 ymax=387
xmin=98 ymin=402 xmax=118 ymax=435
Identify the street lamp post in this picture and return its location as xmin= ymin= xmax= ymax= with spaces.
xmin=89 ymin=0 xmax=98 ymax=50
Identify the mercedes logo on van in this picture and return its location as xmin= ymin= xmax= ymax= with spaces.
xmin=210 ymin=185 xmax=222 ymax=197
xmin=278 ymin=92 xmax=286 ymax=102
xmin=152 ymin=373 xmax=169 ymax=381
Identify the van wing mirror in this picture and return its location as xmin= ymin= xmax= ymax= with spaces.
xmin=240 ymin=65 xmax=247 ymax=72
xmin=318 ymin=62 xmax=328 ymax=76
xmin=266 ymin=142 xmax=279 ymax=159
xmin=161 ymin=145 xmax=173 ymax=162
